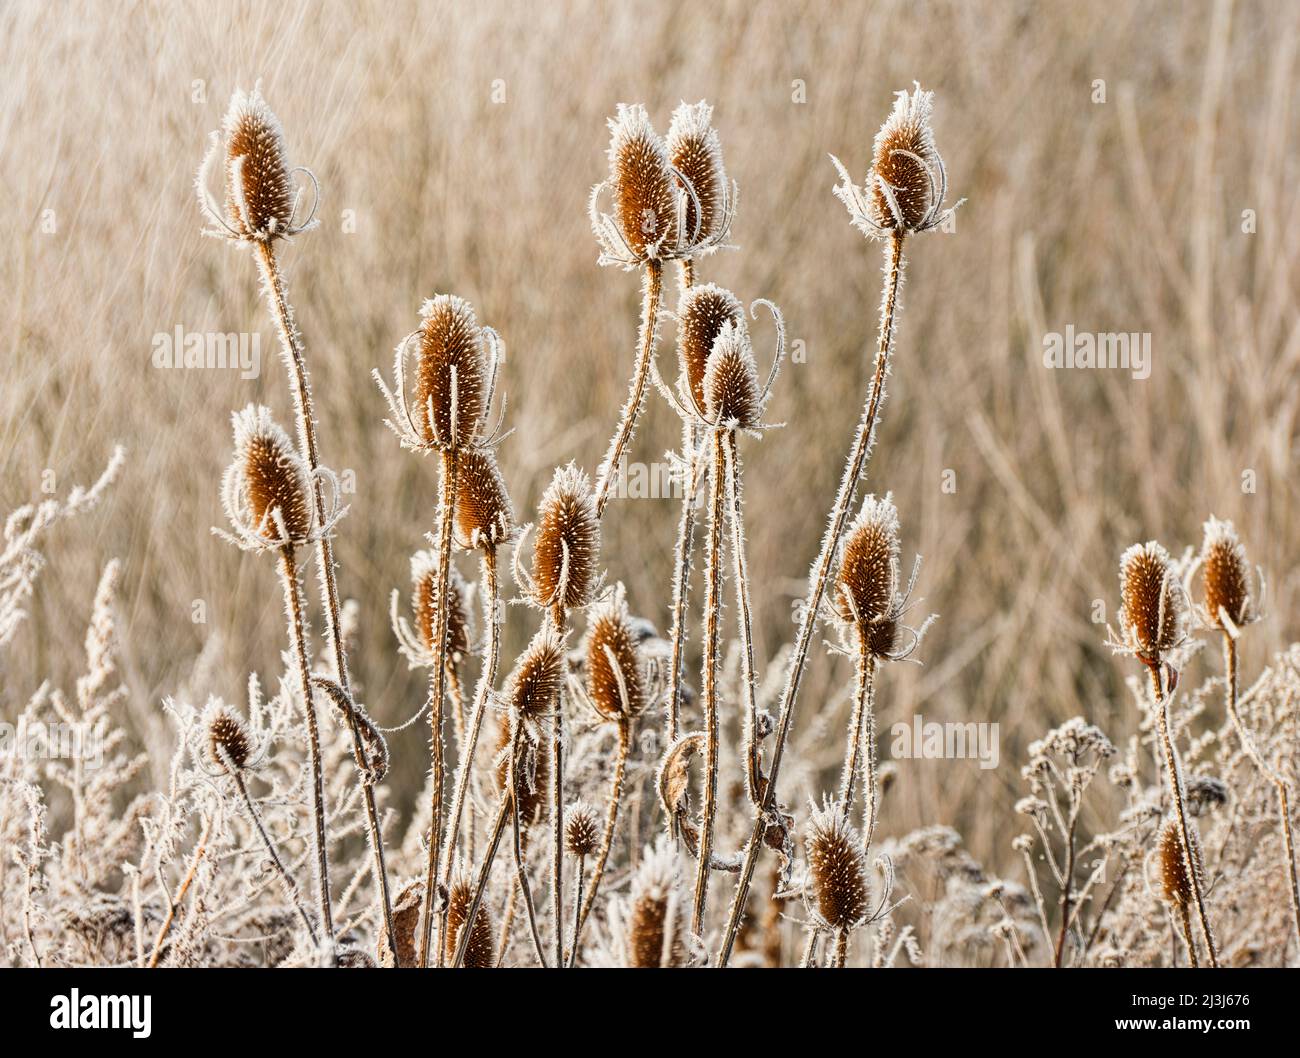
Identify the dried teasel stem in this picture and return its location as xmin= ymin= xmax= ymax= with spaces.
xmin=1222 ymin=633 xmax=1300 ymax=955
xmin=254 ymin=241 xmax=395 ymax=962
xmin=147 ymin=813 xmax=211 ymax=968
xmin=691 ymin=432 xmax=728 ymax=936
xmin=277 ymin=546 xmax=335 ymax=947
xmin=436 ymin=545 xmax=501 ymax=962
xmin=665 ymin=419 xmax=701 ymax=768
xmin=839 ymin=641 xmax=878 ymax=843
xmin=718 ymin=232 xmax=907 ymax=966
xmin=594 ymin=259 xmax=663 ymax=516
xmin=231 ymin=771 xmax=318 ymax=945
xmin=572 ymin=719 xmax=632 ymax=956
xmin=418 ymin=450 xmax=459 ymax=967
xmin=1148 ymin=662 xmax=1218 ymax=967
xmin=723 ymin=431 xmax=763 ymax=806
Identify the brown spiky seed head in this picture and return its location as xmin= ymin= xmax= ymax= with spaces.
xmin=626 ymin=839 xmax=687 ymax=967
xmin=607 ymin=104 xmax=677 ymax=257
xmin=677 ymin=283 xmax=743 ymax=413
xmin=454 ymin=448 xmax=514 ymax=549
xmin=703 ymin=321 xmax=762 ymax=429
xmin=834 ymin=494 xmax=901 ymax=656
xmin=221 ymin=86 xmax=295 ymax=239
xmin=495 ymin=717 xmax=550 ymax=826
xmin=805 ymin=803 xmax=870 ymax=931
xmin=413 ymin=294 xmax=488 ymax=448
xmin=1198 ymin=516 xmax=1255 ymax=630
xmin=444 ymin=873 xmax=494 ymax=968
xmin=564 ymin=800 xmax=601 ymax=857
xmin=585 ymin=584 xmax=647 ymax=722
xmin=1119 ymin=541 xmax=1186 ymax=660
xmin=531 ymin=463 xmax=601 ymax=612
xmin=1156 ymin=816 xmax=1203 ymax=909
xmin=666 ymin=100 xmax=726 ymax=243
xmin=870 ymin=85 xmax=942 ymax=232
xmin=411 ymin=551 xmax=472 ymax=663
xmin=505 ymin=626 xmax=567 ymax=723
xmin=230 ymin=404 xmax=313 ymax=543
xmin=205 ymin=702 xmax=252 ymax=773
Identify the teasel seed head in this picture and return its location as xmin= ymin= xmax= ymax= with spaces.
xmin=625 ymin=836 xmax=689 ymax=967
xmin=505 ymin=625 xmax=568 ymax=727
xmin=444 ymin=872 xmax=494 ymax=968
xmin=564 ymin=800 xmax=601 ymax=858
xmin=221 ymin=404 xmax=314 ymax=549
xmin=1197 ymin=516 xmax=1257 ymax=632
xmin=496 ymin=716 xmax=551 ymax=827
xmin=677 ymin=283 xmax=744 ymax=414
xmin=666 ymin=100 xmax=728 ymax=244
xmin=1118 ymin=541 xmax=1186 ymax=662
xmin=834 ymin=494 xmax=901 ymax=657
xmin=411 ymin=550 xmax=473 ymax=664
xmin=1156 ymin=816 xmax=1203 ymax=910
xmin=204 ymin=701 xmax=252 ymax=773
xmin=605 ymin=104 xmax=678 ymax=259
xmin=805 ymin=801 xmax=870 ymax=932
xmin=530 ymin=463 xmax=601 ymax=613
xmin=218 ymin=86 xmax=296 ymax=240
xmin=413 ymin=294 xmax=489 ymax=449
xmin=454 ymin=448 xmax=514 ymax=549
xmin=584 ymin=582 xmax=647 ymax=722
xmin=703 ymin=320 xmax=762 ymax=430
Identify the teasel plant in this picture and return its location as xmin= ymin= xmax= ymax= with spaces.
xmin=563 ymin=800 xmax=600 ymax=966
xmin=1110 ymin=540 xmax=1218 ymax=966
xmin=827 ymin=494 xmax=934 ymax=851
xmin=653 ymin=297 xmax=785 ymax=934
xmin=1187 ymin=517 xmax=1299 ymax=954
xmin=589 ymin=102 xmax=735 ymax=517
xmin=718 ymin=82 xmax=961 ymax=965
xmin=1153 ymin=814 xmax=1206 ymax=966
xmin=802 ymin=799 xmax=883 ymax=968
xmin=214 ymin=404 xmax=347 ymax=952
xmin=566 ymin=583 xmax=651 ymax=961
xmin=198 ymin=699 xmax=318 ymax=946
xmin=453 ymin=626 xmax=567 ymax=967
xmin=374 ymin=293 xmax=507 ymax=966
xmin=513 ymin=463 xmax=601 ymax=966
xmin=197 ymin=84 xmax=397 ymax=963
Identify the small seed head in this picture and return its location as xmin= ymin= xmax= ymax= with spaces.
xmin=445 ymin=873 xmax=494 ymax=968
xmin=220 ymin=86 xmax=295 ymax=240
xmin=204 ymin=701 xmax=252 ymax=773
xmin=1156 ymin=816 xmax=1203 ymax=910
xmin=1198 ymin=516 xmax=1256 ymax=630
xmin=584 ymin=583 xmax=647 ymax=722
xmin=625 ymin=837 xmax=688 ymax=967
xmin=666 ymin=100 xmax=727 ymax=244
xmin=564 ymin=800 xmax=601 ymax=858
xmin=606 ymin=104 xmax=677 ymax=258
xmin=834 ymin=494 xmax=901 ymax=656
xmin=1118 ymin=541 xmax=1186 ymax=661
xmin=225 ymin=404 xmax=313 ymax=546
xmin=531 ymin=463 xmax=601 ymax=612
xmin=805 ymin=802 xmax=870 ymax=931
xmin=677 ymin=284 xmax=743 ymax=414
xmin=454 ymin=449 xmax=514 ymax=549
xmin=411 ymin=551 xmax=472 ymax=664
xmin=413 ymin=295 xmax=489 ymax=448
xmin=871 ymin=85 xmax=943 ymax=232
xmin=702 ymin=321 xmax=762 ymax=429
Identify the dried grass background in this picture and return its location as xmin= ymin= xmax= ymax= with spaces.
xmin=2 ymin=0 xmax=1298 ymax=884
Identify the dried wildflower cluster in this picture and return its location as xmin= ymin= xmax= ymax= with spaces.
xmin=11 ymin=75 xmax=1297 ymax=976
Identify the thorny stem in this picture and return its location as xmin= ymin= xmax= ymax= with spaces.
xmin=723 ymin=431 xmax=763 ymax=806
xmin=692 ymin=432 xmax=727 ymax=936
xmin=1149 ymin=663 xmax=1219 ymax=967
xmin=550 ymin=607 xmax=567 ymax=969
xmin=573 ymin=719 xmax=631 ymax=952
xmin=437 ymin=546 xmax=500 ymax=965
xmin=418 ymin=449 xmax=460 ymax=967
xmin=595 ymin=259 xmax=663 ymax=517
xmin=718 ymin=232 xmax=908 ymax=966
xmin=1177 ymin=903 xmax=1200 ymax=968
xmin=832 ymin=929 xmax=848 ymax=968
xmin=510 ymin=784 xmax=548 ymax=966
xmin=255 ymin=243 xmax=395 ymax=962
xmin=455 ymin=788 xmax=511 ymax=968
xmin=147 ymin=813 xmax=210 ymax=968
xmin=801 ymin=927 xmax=821 ymax=967
xmin=279 ymin=547 xmax=335 ymax=948
xmin=838 ymin=637 xmax=877 ymax=832
xmin=568 ymin=855 xmax=587 ymax=968
xmin=233 ymin=772 xmax=318 ymax=945
xmin=665 ymin=419 xmax=702 ymax=805
xmin=1053 ymin=813 xmax=1078 ymax=967
xmin=1222 ymin=634 xmax=1300 ymax=957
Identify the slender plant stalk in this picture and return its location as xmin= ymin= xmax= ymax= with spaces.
xmin=723 ymin=432 xmax=763 ymax=806
xmin=691 ymin=432 xmax=727 ymax=935
xmin=510 ymin=788 xmax=548 ymax=966
xmin=832 ymin=929 xmax=848 ymax=968
xmin=455 ymin=788 xmax=511 ymax=968
xmin=417 ymin=449 xmax=460 ymax=967
xmin=666 ymin=420 xmax=702 ymax=770
xmin=838 ymin=640 xmax=877 ymax=835
xmin=573 ymin=719 xmax=631 ymax=947
xmin=278 ymin=547 xmax=334 ymax=945
xmin=147 ymin=815 xmax=210 ymax=968
xmin=233 ymin=772 xmax=318 ymax=945
xmin=436 ymin=545 xmax=500 ymax=965
xmin=254 ymin=243 xmax=395 ymax=961
xmin=594 ymin=260 xmax=663 ymax=516
xmin=1053 ymin=814 xmax=1078 ymax=967
xmin=567 ymin=854 xmax=587 ymax=967
xmin=1177 ymin=904 xmax=1200 ymax=967
xmin=800 ymin=927 xmax=820 ymax=968
xmin=1149 ymin=663 xmax=1218 ymax=967
xmin=1222 ymin=634 xmax=1300 ymax=956
xmin=718 ymin=232 xmax=907 ymax=966
xmin=549 ymin=606 xmax=567 ymax=968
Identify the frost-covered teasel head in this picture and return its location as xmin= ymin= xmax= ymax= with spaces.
xmin=804 ymin=800 xmax=871 ymax=933
xmin=453 ymin=448 xmax=514 ymax=551
xmin=831 ymin=82 xmax=962 ymax=239
xmin=665 ymin=100 xmax=735 ymax=248
xmin=1114 ymin=541 xmax=1187 ymax=665
xmin=390 ymin=549 xmax=474 ymax=670
xmin=196 ymin=83 xmax=319 ymax=243
xmin=583 ymin=582 xmax=648 ymax=722
xmin=515 ymin=463 xmax=601 ymax=617
xmin=1191 ymin=516 xmax=1262 ymax=636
